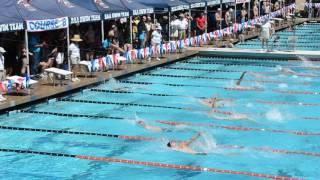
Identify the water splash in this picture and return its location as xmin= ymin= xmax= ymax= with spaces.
xmin=278 ymin=83 xmax=288 ymax=89
xmin=265 ymin=108 xmax=285 ymax=123
xmin=192 ymin=132 xmax=218 ymax=153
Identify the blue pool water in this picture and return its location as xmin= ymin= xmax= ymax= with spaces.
xmin=0 ymin=56 xmax=320 ymax=179
xmin=236 ymin=22 xmax=320 ymax=51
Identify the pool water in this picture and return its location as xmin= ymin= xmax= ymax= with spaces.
xmin=0 ymin=56 xmax=320 ymax=179
xmin=236 ymin=22 xmax=320 ymax=51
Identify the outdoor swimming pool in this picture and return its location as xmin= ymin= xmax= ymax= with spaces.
xmin=236 ymin=22 xmax=320 ymax=51
xmin=0 ymin=55 xmax=319 ymax=179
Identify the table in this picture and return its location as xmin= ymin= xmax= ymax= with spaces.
xmin=44 ymin=68 xmax=73 ymax=86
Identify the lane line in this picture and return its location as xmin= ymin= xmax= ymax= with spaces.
xmin=0 ymin=148 xmax=300 ymax=180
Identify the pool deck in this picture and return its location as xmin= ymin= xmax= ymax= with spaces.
xmin=191 ymin=48 xmax=320 ymax=60
xmin=0 ymin=51 xmax=198 ymax=112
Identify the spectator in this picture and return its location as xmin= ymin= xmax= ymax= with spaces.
xmin=159 ymin=16 xmax=169 ymax=41
xmin=132 ymin=16 xmax=140 ymax=42
xmin=150 ymin=26 xmax=162 ymax=61
xmin=170 ymin=15 xmax=179 ymax=41
xmin=260 ymin=20 xmax=272 ymax=50
xmin=29 ymin=33 xmax=43 ymax=75
xmin=225 ymin=8 xmax=234 ymax=27
xmin=84 ymin=25 xmax=96 ymax=61
xmin=215 ymin=8 xmax=222 ymax=30
xmin=138 ymin=16 xmax=147 ymax=49
xmin=0 ymin=47 xmax=6 ymax=82
xmin=102 ymin=30 xmax=124 ymax=54
xmin=69 ymin=34 xmax=82 ymax=71
xmin=196 ymin=12 xmax=207 ymax=35
xmin=241 ymin=7 xmax=247 ymax=23
xmin=19 ymin=46 xmax=31 ymax=76
xmin=178 ymin=13 xmax=189 ymax=40
xmin=145 ymin=16 xmax=153 ymax=47
xmin=253 ymin=2 xmax=259 ymax=18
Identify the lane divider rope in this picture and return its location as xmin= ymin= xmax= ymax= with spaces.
xmin=156 ymin=120 xmax=320 ymax=136
xmin=140 ymin=73 xmax=238 ymax=81
xmin=90 ymin=89 xmax=207 ymax=99
xmin=0 ymin=125 xmax=156 ymax=141
xmin=1 ymin=123 xmax=319 ymax=158
xmin=120 ymin=81 xmax=264 ymax=92
xmin=272 ymin=90 xmax=319 ymax=95
xmin=0 ymin=148 xmax=300 ymax=180
xmin=181 ymin=61 xmax=277 ymax=68
xmin=256 ymin=100 xmax=320 ymax=107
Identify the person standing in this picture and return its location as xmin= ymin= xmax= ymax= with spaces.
xmin=196 ymin=12 xmax=207 ymax=35
xmin=0 ymin=47 xmax=6 ymax=82
xmin=29 ymin=33 xmax=43 ymax=76
xmin=151 ymin=26 xmax=162 ymax=61
xmin=69 ymin=34 xmax=82 ymax=79
xmin=260 ymin=20 xmax=271 ymax=51
xmin=215 ymin=8 xmax=222 ymax=30
xmin=225 ymin=8 xmax=234 ymax=27
xmin=138 ymin=16 xmax=147 ymax=49
xmin=84 ymin=25 xmax=96 ymax=61
xmin=170 ymin=15 xmax=179 ymax=41
xmin=178 ymin=13 xmax=189 ymax=41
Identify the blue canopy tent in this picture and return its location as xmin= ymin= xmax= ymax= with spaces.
xmin=69 ymin=0 xmax=130 ymax=42
xmin=103 ymin=0 xmax=154 ymax=44
xmin=137 ymin=0 xmax=189 ymax=41
xmin=0 ymin=0 xmax=66 ymax=78
xmin=30 ymin=0 xmax=102 ymax=71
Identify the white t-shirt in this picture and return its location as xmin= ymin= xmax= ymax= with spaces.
xmin=151 ymin=31 xmax=162 ymax=45
xmin=178 ymin=18 xmax=188 ymax=30
xmin=69 ymin=43 xmax=80 ymax=59
xmin=0 ymin=54 xmax=4 ymax=70
xmin=171 ymin=19 xmax=179 ymax=31
xmin=262 ymin=22 xmax=271 ymax=32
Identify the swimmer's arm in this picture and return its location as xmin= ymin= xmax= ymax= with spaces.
xmin=185 ymin=132 xmax=202 ymax=146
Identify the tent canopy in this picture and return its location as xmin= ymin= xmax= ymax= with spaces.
xmin=182 ymin=0 xmax=206 ymax=8
xmin=30 ymin=0 xmax=101 ymax=24
xmin=0 ymin=0 xmax=61 ymax=32
xmin=69 ymin=0 xmax=130 ymax=20
xmin=104 ymin=0 xmax=154 ymax=16
xmin=137 ymin=0 xmax=189 ymax=12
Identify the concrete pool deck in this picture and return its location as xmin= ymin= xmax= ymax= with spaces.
xmin=0 ymin=51 xmax=198 ymax=112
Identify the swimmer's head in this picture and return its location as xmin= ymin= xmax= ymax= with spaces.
xmin=137 ymin=120 xmax=145 ymax=126
xmin=167 ymin=141 xmax=177 ymax=148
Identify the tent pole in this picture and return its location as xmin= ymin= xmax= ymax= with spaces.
xmin=220 ymin=0 xmax=222 ymax=30
xmin=248 ymin=1 xmax=251 ymax=19
xmin=67 ymin=26 xmax=71 ymax=71
xmin=169 ymin=11 xmax=171 ymax=41
xmin=205 ymin=5 xmax=208 ymax=33
xmin=235 ymin=2 xmax=237 ymax=24
xmin=130 ymin=16 xmax=133 ymax=44
xmin=153 ymin=13 xmax=156 ymax=23
xmin=188 ymin=8 xmax=191 ymax=38
xmin=24 ymin=30 xmax=30 ymax=78
xmin=101 ymin=20 xmax=105 ymax=42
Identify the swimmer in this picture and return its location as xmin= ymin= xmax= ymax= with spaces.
xmin=167 ymin=132 xmax=206 ymax=155
xmin=200 ymin=97 xmax=233 ymax=108
xmin=208 ymin=110 xmax=256 ymax=122
xmin=137 ymin=120 xmax=189 ymax=132
xmin=137 ymin=120 xmax=167 ymax=132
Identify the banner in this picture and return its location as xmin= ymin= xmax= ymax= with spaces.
xmin=0 ymin=23 xmax=24 ymax=33
xmin=171 ymin=5 xmax=190 ymax=12
xmin=190 ymin=2 xmax=206 ymax=8
xmin=104 ymin=11 xmax=130 ymax=20
xmin=236 ymin=0 xmax=250 ymax=4
xmin=133 ymin=8 xmax=154 ymax=16
xmin=207 ymin=0 xmax=220 ymax=6
xmin=26 ymin=17 xmax=68 ymax=32
xmin=70 ymin=15 xmax=101 ymax=24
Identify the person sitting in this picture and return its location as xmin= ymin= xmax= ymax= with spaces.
xmin=167 ymin=132 xmax=206 ymax=155
xmin=102 ymin=29 xmax=124 ymax=54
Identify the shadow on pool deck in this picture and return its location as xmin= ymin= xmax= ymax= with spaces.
xmin=0 ymin=51 xmax=198 ymax=113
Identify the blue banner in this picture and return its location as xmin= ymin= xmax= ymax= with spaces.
xmin=26 ymin=17 xmax=69 ymax=32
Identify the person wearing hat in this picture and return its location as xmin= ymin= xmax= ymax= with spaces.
xmin=69 ymin=34 xmax=82 ymax=71
xmin=215 ymin=8 xmax=222 ymax=30
xmin=150 ymin=26 xmax=162 ymax=61
xmin=0 ymin=47 xmax=6 ymax=82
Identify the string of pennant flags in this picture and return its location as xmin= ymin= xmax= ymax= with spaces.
xmin=87 ymin=4 xmax=296 ymax=72
xmin=0 ymin=4 xmax=296 ymax=93
xmin=305 ymin=3 xmax=320 ymax=8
